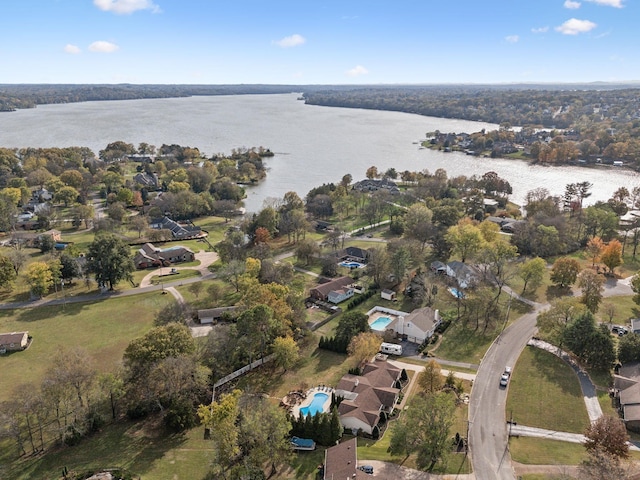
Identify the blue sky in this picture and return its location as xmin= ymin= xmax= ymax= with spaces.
xmin=0 ymin=0 xmax=637 ymax=84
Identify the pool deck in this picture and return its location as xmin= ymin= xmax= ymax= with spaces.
xmin=291 ymin=386 xmax=334 ymax=418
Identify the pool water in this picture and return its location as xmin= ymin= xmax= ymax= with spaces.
xmin=370 ymin=316 xmax=393 ymax=331
xmin=299 ymin=392 xmax=329 ymax=417
xmin=339 ymin=261 xmax=364 ymax=268
xmin=449 ymin=287 xmax=465 ymax=299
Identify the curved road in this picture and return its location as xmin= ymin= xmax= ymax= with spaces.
xmin=469 ymin=305 xmax=544 ymax=480
xmin=469 ymin=276 xmax=634 ymax=480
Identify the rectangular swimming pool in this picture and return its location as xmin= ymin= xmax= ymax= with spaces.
xmin=370 ymin=316 xmax=393 ymax=331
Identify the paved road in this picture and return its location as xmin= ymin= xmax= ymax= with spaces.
xmin=468 ymin=304 xmax=545 ymax=480
xmin=468 ymin=274 xmax=633 ymax=479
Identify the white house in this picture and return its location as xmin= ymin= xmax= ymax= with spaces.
xmin=367 ymin=306 xmax=441 ymax=344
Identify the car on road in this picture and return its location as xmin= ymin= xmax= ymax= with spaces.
xmin=500 ymin=366 xmax=512 ymax=387
xmin=358 ymin=465 xmax=374 ymax=474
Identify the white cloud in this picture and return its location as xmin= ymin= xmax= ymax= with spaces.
xmin=64 ymin=44 xmax=81 ymax=54
xmin=93 ymin=0 xmax=160 ymax=15
xmin=346 ymin=65 xmax=368 ymax=77
xmin=555 ymin=18 xmax=597 ymax=35
xmin=585 ymin=0 xmax=623 ymax=7
xmin=564 ymin=0 xmax=581 ymax=9
xmin=505 ymin=35 xmax=519 ymax=43
xmin=88 ymin=41 xmax=119 ymax=53
xmin=531 ymin=26 xmax=549 ymax=33
xmin=273 ymin=34 xmax=306 ymax=48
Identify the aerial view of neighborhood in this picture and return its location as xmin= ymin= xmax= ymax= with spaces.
xmin=3 ymin=1 xmax=640 ymax=480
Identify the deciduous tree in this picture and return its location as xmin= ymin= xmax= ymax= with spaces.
xmin=86 ymin=234 xmax=135 ymax=290
xmin=403 ymin=203 xmax=434 ymax=251
xmin=577 ymin=269 xmax=605 ymax=313
xmin=550 ymin=257 xmax=580 ymax=288
xmin=446 ymin=220 xmax=484 ymax=263
xmin=389 ymin=392 xmax=456 ymax=471
xmin=418 ymin=360 xmax=444 ymax=395
xmin=584 ymin=415 xmax=629 ymax=459
xmin=0 ymin=254 xmax=17 ymax=290
xmin=600 ymin=239 xmax=623 ymax=275
xmin=518 ymin=257 xmax=546 ymax=294
xmin=347 ymin=331 xmax=383 ymax=364
xmin=24 ymin=261 xmax=53 ymax=298
xmin=272 ymin=335 xmax=299 ymax=372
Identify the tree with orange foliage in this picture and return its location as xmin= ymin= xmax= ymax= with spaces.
xmin=600 ymin=239 xmax=623 ymax=275
xmin=254 ymin=226 xmax=270 ymax=244
xmin=586 ymin=236 xmax=604 ymax=267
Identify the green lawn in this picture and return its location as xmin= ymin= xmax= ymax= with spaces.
xmin=1 ymin=418 xmax=213 ymax=480
xmin=431 ymin=320 xmax=497 ymax=364
xmin=0 ymin=292 xmax=175 ymax=403
xmin=509 ymin=437 xmax=587 ymax=465
xmin=506 ymin=347 xmax=590 ymax=433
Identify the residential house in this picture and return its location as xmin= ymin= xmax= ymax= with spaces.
xmin=614 ymin=362 xmax=640 ymax=431
xmin=133 ymin=172 xmax=160 ymax=190
xmin=133 ymin=243 xmax=195 ymax=269
xmin=326 ymin=246 xmax=369 ymax=264
xmin=366 ymin=306 xmax=441 ymax=344
xmin=335 ymin=357 xmax=402 ymax=436
xmin=309 ymin=276 xmax=355 ymax=304
xmin=322 ymin=438 xmax=369 ymax=480
xmin=430 ymin=260 xmax=447 ymax=274
xmin=197 ymin=306 xmax=238 ymax=324
xmin=445 ymin=261 xmax=479 ymax=289
xmin=352 ymin=178 xmax=400 ymax=195
xmin=149 ymin=216 xmax=202 ymax=239
xmin=10 ymin=229 xmax=62 ymax=248
xmin=31 ymin=188 xmax=53 ymax=202
xmin=0 ymin=331 xmax=29 ymax=353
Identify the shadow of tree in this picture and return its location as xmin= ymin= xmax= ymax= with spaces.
xmin=546 ymin=285 xmax=573 ymax=301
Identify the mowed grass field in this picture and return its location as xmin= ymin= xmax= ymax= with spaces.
xmin=506 ymin=346 xmax=590 ymax=433
xmin=0 ymin=292 xmax=175 ymax=403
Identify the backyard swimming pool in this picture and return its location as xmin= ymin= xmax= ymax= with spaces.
xmin=448 ymin=287 xmax=465 ymax=299
xmin=370 ymin=316 xmax=394 ymax=331
xmin=339 ymin=261 xmax=365 ymax=269
xmin=299 ymin=392 xmax=329 ymax=417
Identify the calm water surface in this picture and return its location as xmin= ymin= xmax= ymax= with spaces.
xmin=1 ymin=93 xmax=638 ymax=213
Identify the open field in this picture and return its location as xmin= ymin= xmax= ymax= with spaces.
xmin=0 ymin=292 xmax=175 ymax=403
xmin=506 ymin=347 xmax=590 ymax=433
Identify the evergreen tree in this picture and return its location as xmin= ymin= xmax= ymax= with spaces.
xmin=329 ymin=407 xmax=343 ymax=444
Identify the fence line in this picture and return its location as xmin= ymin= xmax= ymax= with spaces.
xmin=213 ymin=353 xmax=276 ymax=389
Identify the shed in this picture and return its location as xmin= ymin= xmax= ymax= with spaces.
xmin=381 ymin=289 xmax=396 ymax=301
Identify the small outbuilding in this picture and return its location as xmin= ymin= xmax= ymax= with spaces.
xmin=381 ymin=289 xmax=396 ymax=301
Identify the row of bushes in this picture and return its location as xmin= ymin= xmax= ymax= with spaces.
xmin=318 ymin=335 xmax=349 ymax=354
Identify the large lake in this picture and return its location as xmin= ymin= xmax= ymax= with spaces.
xmin=0 ymin=93 xmax=638 ymax=213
